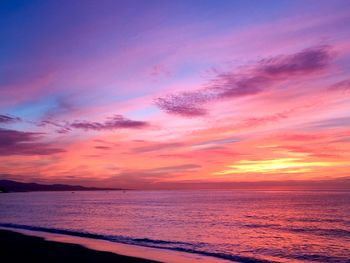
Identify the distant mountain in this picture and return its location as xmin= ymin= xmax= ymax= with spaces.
xmin=0 ymin=180 xmax=123 ymax=193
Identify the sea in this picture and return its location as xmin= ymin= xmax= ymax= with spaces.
xmin=0 ymin=190 xmax=349 ymax=263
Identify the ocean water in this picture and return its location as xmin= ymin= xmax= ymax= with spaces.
xmin=0 ymin=190 xmax=349 ymax=263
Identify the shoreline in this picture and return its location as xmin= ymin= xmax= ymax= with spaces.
xmin=0 ymin=227 xmax=232 ymax=263
xmin=0 ymin=229 xmax=157 ymax=263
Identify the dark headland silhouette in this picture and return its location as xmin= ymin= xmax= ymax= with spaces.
xmin=0 ymin=180 xmax=124 ymax=193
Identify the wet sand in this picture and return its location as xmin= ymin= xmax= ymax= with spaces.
xmin=0 ymin=228 xmax=232 ymax=263
xmin=0 ymin=229 xmax=159 ymax=263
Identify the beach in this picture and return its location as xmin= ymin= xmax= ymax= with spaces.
xmin=0 ymin=229 xmax=158 ymax=263
xmin=0 ymin=227 xmax=231 ymax=263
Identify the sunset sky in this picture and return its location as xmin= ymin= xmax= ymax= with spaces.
xmin=1 ymin=0 xmax=349 ymax=189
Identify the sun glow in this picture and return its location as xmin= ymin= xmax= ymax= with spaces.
xmin=214 ymin=158 xmax=337 ymax=175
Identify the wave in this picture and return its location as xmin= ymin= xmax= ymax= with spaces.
xmin=243 ymin=223 xmax=350 ymax=238
xmin=0 ymin=223 xmax=277 ymax=263
xmin=245 ymin=215 xmax=350 ymax=225
xmin=286 ymin=253 xmax=350 ymax=263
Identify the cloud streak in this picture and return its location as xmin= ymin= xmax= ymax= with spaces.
xmin=0 ymin=114 xmax=21 ymax=124
xmin=131 ymin=142 xmax=183 ymax=153
xmin=70 ymin=115 xmax=149 ymax=131
xmin=328 ymin=79 xmax=350 ymax=92
xmin=155 ymin=45 xmax=332 ymax=117
xmin=40 ymin=115 xmax=149 ymax=133
xmin=0 ymin=128 xmax=65 ymax=156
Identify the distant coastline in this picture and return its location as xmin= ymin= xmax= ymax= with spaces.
xmin=0 ymin=180 xmax=125 ymax=193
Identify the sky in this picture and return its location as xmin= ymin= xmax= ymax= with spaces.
xmin=0 ymin=0 xmax=350 ymax=189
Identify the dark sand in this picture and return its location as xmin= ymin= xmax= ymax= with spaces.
xmin=0 ymin=229 xmax=159 ymax=263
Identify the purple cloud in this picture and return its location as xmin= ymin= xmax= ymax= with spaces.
xmin=328 ymin=79 xmax=350 ymax=92
xmin=155 ymin=90 xmax=217 ymax=117
xmin=0 ymin=114 xmax=21 ymax=124
xmin=307 ymin=117 xmax=350 ymax=129
xmin=155 ymin=45 xmax=332 ymax=117
xmin=39 ymin=120 xmax=72 ymax=134
xmin=40 ymin=115 xmax=149 ymax=133
xmin=0 ymin=128 xmax=65 ymax=156
xmin=155 ymin=98 xmax=207 ymax=117
xmin=70 ymin=115 xmax=149 ymax=131
xmin=258 ymin=45 xmax=331 ymax=77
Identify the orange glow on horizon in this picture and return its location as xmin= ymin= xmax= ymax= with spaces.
xmin=214 ymin=158 xmax=340 ymax=175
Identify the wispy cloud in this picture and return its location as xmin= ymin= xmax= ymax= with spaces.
xmin=279 ymin=133 xmax=326 ymax=142
xmin=307 ymin=117 xmax=350 ymax=129
xmin=0 ymin=128 xmax=65 ymax=156
xmin=155 ymin=45 xmax=333 ymax=117
xmin=145 ymin=164 xmax=201 ymax=174
xmin=131 ymin=142 xmax=183 ymax=153
xmin=40 ymin=115 xmax=149 ymax=132
xmin=39 ymin=120 xmax=72 ymax=134
xmin=327 ymin=79 xmax=350 ymax=92
xmin=70 ymin=115 xmax=148 ymax=131
xmin=0 ymin=114 xmax=21 ymax=124
xmin=257 ymin=45 xmax=331 ymax=76
xmin=191 ymin=137 xmax=240 ymax=148
xmin=94 ymin=146 xmax=112 ymax=150
xmin=242 ymin=112 xmax=290 ymax=127
xmin=114 ymin=164 xmax=201 ymax=180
